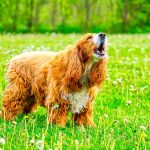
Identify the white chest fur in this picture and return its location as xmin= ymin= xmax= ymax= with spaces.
xmin=68 ymin=60 xmax=95 ymax=114
xmin=68 ymin=87 xmax=89 ymax=114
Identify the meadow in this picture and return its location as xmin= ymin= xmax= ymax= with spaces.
xmin=0 ymin=34 xmax=149 ymax=150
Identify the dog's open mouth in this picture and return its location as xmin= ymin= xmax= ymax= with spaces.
xmin=94 ymin=43 xmax=106 ymax=58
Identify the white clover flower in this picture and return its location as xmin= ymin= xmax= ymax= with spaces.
xmin=36 ymin=140 xmax=44 ymax=150
xmin=75 ymin=139 xmax=79 ymax=145
xmin=30 ymin=139 xmax=35 ymax=144
xmin=140 ymin=126 xmax=146 ymax=131
xmin=141 ymin=86 xmax=148 ymax=91
xmin=130 ymin=85 xmax=134 ymax=88
xmin=0 ymin=137 xmax=5 ymax=145
xmin=126 ymin=100 xmax=132 ymax=105
xmin=104 ymin=114 xmax=109 ymax=118
xmin=124 ymin=118 xmax=129 ymax=124
xmin=78 ymin=126 xmax=85 ymax=133
xmin=131 ymin=61 xmax=136 ymax=64
xmin=117 ymin=78 xmax=122 ymax=83
xmin=12 ymin=121 xmax=17 ymax=125
xmin=129 ymin=85 xmax=136 ymax=92
xmin=36 ymin=140 xmax=43 ymax=145
xmin=141 ymin=47 xmax=145 ymax=51
xmin=113 ymin=81 xmax=117 ymax=85
xmin=111 ymin=129 xmax=114 ymax=134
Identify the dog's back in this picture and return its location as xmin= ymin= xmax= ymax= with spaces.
xmin=11 ymin=51 xmax=56 ymax=67
xmin=8 ymin=51 xmax=57 ymax=80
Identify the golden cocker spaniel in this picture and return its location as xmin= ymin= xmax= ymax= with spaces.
xmin=2 ymin=33 xmax=108 ymax=127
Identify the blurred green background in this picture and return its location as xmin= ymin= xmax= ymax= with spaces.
xmin=0 ymin=0 xmax=150 ymax=33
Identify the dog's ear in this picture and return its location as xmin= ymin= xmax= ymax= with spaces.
xmin=89 ymin=59 xmax=107 ymax=86
xmin=64 ymin=46 xmax=82 ymax=88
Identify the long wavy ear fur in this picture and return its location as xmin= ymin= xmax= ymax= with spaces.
xmin=89 ymin=59 xmax=107 ymax=86
xmin=64 ymin=46 xmax=82 ymax=90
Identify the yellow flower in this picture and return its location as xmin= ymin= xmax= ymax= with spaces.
xmin=24 ymin=115 xmax=29 ymax=119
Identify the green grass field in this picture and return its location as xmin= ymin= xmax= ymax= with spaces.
xmin=0 ymin=34 xmax=149 ymax=150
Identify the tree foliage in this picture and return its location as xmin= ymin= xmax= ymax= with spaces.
xmin=0 ymin=0 xmax=149 ymax=33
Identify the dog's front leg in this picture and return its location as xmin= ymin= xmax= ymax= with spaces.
xmin=47 ymin=102 xmax=69 ymax=128
xmin=73 ymin=101 xmax=95 ymax=127
xmin=55 ymin=104 xmax=69 ymax=127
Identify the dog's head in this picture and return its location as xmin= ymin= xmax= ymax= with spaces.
xmin=76 ymin=33 xmax=108 ymax=63
xmin=65 ymin=33 xmax=108 ymax=86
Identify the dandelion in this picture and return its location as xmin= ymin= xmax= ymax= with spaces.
xmin=124 ymin=118 xmax=129 ymax=124
xmin=128 ymin=48 xmax=133 ymax=52
xmin=24 ymin=115 xmax=29 ymax=119
xmin=58 ymin=132 xmax=65 ymax=142
xmin=36 ymin=140 xmax=44 ymax=150
xmin=113 ymin=81 xmax=117 ymax=85
xmin=12 ymin=121 xmax=17 ymax=125
xmin=104 ymin=114 xmax=109 ymax=118
xmin=141 ymin=85 xmax=148 ymax=91
xmin=130 ymin=85 xmax=134 ymax=88
xmin=134 ymin=57 xmax=138 ymax=61
xmin=52 ymin=103 xmax=59 ymax=110
xmin=106 ymin=74 xmax=110 ymax=81
xmin=111 ymin=129 xmax=114 ymax=134
xmin=30 ymin=139 xmax=35 ymax=144
xmin=140 ymin=126 xmax=146 ymax=131
xmin=78 ymin=126 xmax=85 ymax=133
xmin=75 ymin=139 xmax=79 ymax=145
xmin=129 ymin=85 xmax=135 ymax=91
xmin=126 ymin=100 xmax=132 ymax=105
xmin=133 ymin=61 xmax=138 ymax=64
xmin=117 ymin=78 xmax=122 ymax=83
xmin=0 ymin=137 xmax=5 ymax=145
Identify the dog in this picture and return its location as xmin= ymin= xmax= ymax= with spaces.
xmin=1 ymin=33 xmax=108 ymax=127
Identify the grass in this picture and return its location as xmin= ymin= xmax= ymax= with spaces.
xmin=0 ymin=33 xmax=149 ymax=150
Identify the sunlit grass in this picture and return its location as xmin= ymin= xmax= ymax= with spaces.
xmin=0 ymin=34 xmax=149 ymax=150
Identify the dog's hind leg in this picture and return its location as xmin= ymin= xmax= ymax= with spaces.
xmin=2 ymin=70 xmax=30 ymax=120
xmin=23 ymin=96 xmax=39 ymax=114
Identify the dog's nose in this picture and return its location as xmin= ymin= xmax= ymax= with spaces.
xmin=98 ymin=33 xmax=105 ymax=39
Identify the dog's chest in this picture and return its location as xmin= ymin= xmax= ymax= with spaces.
xmin=68 ymin=61 xmax=94 ymax=114
xmin=68 ymin=86 xmax=89 ymax=114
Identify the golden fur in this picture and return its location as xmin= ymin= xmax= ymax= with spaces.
xmin=1 ymin=33 xmax=107 ymax=127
